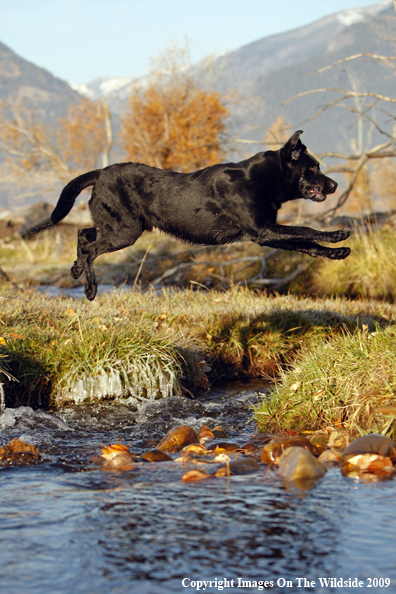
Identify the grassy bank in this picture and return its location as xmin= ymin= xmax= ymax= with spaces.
xmin=311 ymin=226 xmax=396 ymax=301
xmin=253 ymin=325 xmax=396 ymax=438
xmin=0 ymin=287 xmax=395 ymax=412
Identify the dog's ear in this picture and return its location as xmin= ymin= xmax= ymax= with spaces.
xmin=282 ymin=130 xmax=304 ymax=161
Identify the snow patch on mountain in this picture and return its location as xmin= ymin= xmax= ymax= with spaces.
xmin=336 ymin=0 xmax=392 ymax=26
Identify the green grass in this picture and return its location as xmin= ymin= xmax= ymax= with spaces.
xmin=253 ymin=324 xmax=396 ymax=437
xmin=312 ymin=226 xmax=396 ymax=301
xmin=0 ymin=286 xmax=395 ymax=408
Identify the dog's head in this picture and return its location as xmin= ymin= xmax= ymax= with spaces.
xmin=281 ymin=131 xmax=337 ymax=202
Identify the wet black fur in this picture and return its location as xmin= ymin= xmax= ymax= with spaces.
xmin=32 ymin=130 xmax=350 ymax=300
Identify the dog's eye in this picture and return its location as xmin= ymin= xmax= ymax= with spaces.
xmin=309 ymin=166 xmax=315 ymax=171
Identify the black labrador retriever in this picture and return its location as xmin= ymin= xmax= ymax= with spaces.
xmin=30 ymin=130 xmax=350 ymax=300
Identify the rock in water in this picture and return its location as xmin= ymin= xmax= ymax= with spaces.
xmin=156 ymin=426 xmax=199 ymax=453
xmin=341 ymin=434 xmax=396 ymax=480
xmin=141 ymin=449 xmax=173 ymax=462
xmin=0 ymin=438 xmax=41 ymax=465
xmin=181 ymin=469 xmax=211 ymax=482
xmin=277 ymin=447 xmax=327 ymax=482
xmin=214 ymin=457 xmax=260 ymax=477
xmin=261 ymin=436 xmax=319 ymax=464
xmin=341 ymin=434 xmax=396 ymax=462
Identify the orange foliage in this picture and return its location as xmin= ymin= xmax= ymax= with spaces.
xmin=58 ymin=98 xmax=109 ymax=171
xmin=120 ymin=82 xmax=229 ymax=172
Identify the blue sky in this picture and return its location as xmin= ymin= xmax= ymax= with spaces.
xmin=0 ymin=0 xmax=388 ymax=84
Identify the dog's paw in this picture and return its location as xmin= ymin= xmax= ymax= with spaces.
xmin=328 ymin=247 xmax=351 ymax=260
xmin=326 ymin=230 xmax=351 ymax=243
xmin=84 ymin=283 xmax=97 ymax=301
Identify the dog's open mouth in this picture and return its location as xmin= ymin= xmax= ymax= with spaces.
xmin=307 ymin=188 xmax=326 ymax=202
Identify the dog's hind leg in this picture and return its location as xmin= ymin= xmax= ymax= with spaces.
xmin=73 ymin=222 xmax=144 ymax=301
xmin=71 ymin=227 xmax=97 ymax=280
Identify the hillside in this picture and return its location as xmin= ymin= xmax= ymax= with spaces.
xmin=0 ymin=41 xmax=80 ymax=121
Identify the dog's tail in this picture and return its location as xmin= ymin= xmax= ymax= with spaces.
xmin=20 ymin=169 xmax=100 ymax=239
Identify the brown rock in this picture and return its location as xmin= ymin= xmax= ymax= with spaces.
xmin=277 ymin=447 xmax=327 ymax=482
xmin=0 ymin=438 xmax=41 ymax=465
xmin=318 ymin=449 xmax=342 ymax=466
xmin=99 ymin=443 xmax=135 ymax=471
xmin=212 ymin=426 xmax=227 ymax=438
xmin=181 ymin=469 xmax=211 ymax=482
xmin=261 ymin=436 xmax=319 ymax=464
xmin=102 ymin=452 xmax=135 ymax=471
xmin=241 ymin=443 xmax=261 ymax=456
xmin=214 ymin=457 xmax=260 ymax=477
xmin=199 ymin=424 xmax=215 ymax=445
xmin=156 ymin=425 xmax=199 ymax=453
xmin=341 ymin=434 xmax=396 ymax=463
xmin=206 ymin=441 xmax=241 ymax=452
xmin=341 ymin=453 xmax=396 ymax=481
xmin=141 ymin=449 xmax=173 ymax=462
xmin=182 ymin=444 xmax=207 ymax=453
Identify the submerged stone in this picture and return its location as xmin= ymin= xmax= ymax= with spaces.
xmin=214 ymin=457 xmax=260 ymax=477
xmin=277 ymin=447 xmax=327 ymax=482
xmin=212 ymin=426 xmax=227 ymax=438
xmin=101 ymin=452 xmax=135 ymax=471
xmin=341 ymin=434 xmax=396 ymax=462
xmin=318 ymin=449 xmax=342 ymax=466
xmin=261 ymin=436 xmax=319 ymax=464
xmin=206 ymin=441 xmax=241 ymax=452
xmin=156 ymin=425 xmax=199 ymax=453
xmin=198 ymin=424 xmax=215 ymax=445
xmin=99 ymin=443 xmax=135 ymax=471
xmin=141 ymin=449 xmax=173 ymax=462
xmin=0 ymin=438 xmax=41 ymax=465
xmin=181 ymin=469 xmax=211 ymax=482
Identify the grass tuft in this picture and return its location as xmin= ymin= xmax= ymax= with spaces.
xmin=253 ymin=324 xmax=396 ymax=436
xmin=312 ymin=226 xmax=396 ymax=301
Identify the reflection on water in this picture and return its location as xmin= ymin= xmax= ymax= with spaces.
xmin=0 ymin=383 xmax=395 ymax=594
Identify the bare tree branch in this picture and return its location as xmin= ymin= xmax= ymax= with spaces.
xmin=312 ymin=53 xmax=396 ymax=75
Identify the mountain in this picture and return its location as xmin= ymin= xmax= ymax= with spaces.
xmin=75 ymin=0 xmax=395 ymax=156
xmin=0 ymin=40 xmax=81 ymax=121
xmin=228 ymin=0 xmax=396 ymax=154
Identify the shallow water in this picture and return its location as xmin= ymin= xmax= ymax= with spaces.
xmin=0 ymin=382 xmax=395 ymax=594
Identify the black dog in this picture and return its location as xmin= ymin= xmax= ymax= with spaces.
xmin=31 ymin=130 xmax=350 ymax=301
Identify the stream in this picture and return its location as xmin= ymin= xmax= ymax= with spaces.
xmin=0 ymin=381 xmax=395 ymax=594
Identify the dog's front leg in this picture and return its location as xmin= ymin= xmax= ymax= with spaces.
xmin=254 ymin=238 xmax=351 ymax=260
xmin=255 ymin=224 xmax=350 ymax=244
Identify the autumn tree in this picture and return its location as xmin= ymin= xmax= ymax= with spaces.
xmin=58 ymin=97 xmax=112 ymax=171
xmin=120 ymin=44 xmax=229 ymax=172
xmin=0 ymin=96 xmax=112 ymax=182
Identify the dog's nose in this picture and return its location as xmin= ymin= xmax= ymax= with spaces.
xmin=328 ymin=179 xmax=338 ymax=192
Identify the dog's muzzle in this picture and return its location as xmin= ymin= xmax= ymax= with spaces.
xmin=307 ymin=188 xmax=327 ymax=202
